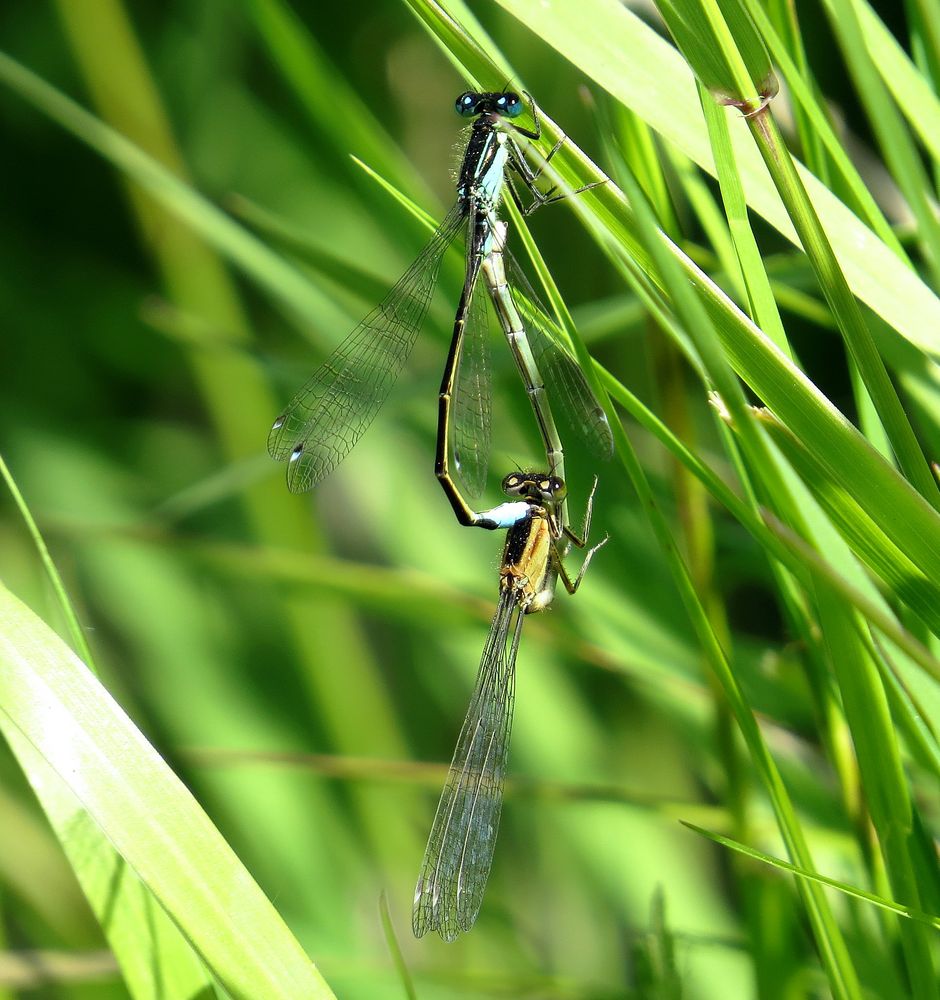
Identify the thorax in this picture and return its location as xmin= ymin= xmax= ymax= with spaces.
xmin=500 ymin=509 xmax=557 ymax=612
xmin=456 ymin=116 xmax=509 ymax=211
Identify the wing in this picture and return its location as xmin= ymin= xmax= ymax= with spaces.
xmin=268 ymin=203 xmax=466 ymax=493
xmin=413 ymin=589 xmax=523 ymax=941
xmin=451 ymin=274 xmax=493 ymax=499
xmin=504 ymin=252 xmax=614 ymax=461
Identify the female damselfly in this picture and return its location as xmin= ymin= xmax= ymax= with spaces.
xmin=412 ymin=470 xmax=607 ymax=940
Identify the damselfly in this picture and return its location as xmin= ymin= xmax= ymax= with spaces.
xmin=438 ymin=217 xmax=612 ymax=534
xmin=412 ymin=470 xmax=607 ymax=941
xmin=268 ymin=91 xmax=611 ymax=512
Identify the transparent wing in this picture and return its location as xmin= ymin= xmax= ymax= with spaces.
xmin=504 ymin=253 xmax=614 ymax=461
xmin=451 ymin=275 xmax=492 ymax=499
xmin=268 ymin=203 xmax=466 ymax=493
xmin=413 ymin=589 xmax=523 ymax=941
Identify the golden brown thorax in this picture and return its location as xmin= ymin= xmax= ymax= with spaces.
xmin=499 ymin=507 xmax=557 ymax=613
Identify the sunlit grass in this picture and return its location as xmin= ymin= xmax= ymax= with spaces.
xmin=0 ymin=1 xmax=938 ymax=997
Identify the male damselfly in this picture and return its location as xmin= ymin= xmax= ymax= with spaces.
xmin=268 ymin=91 xmax=611 ymax=516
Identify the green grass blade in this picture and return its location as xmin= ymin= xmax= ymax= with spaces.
xmin=656 ymin=0 xmax=776 ymax=108
xmin=760 ymin=511 xmax=940 ymax=686
xmin=0 ymin=51 xmax=331 ymax=334
xmin=606 ymin=155 xmax=862 ymax=998
xmin=821 ymin=0 xmax=940 ymax=289
xmin=655 ymin=0 xmax=939 ymax=504
xmin=0 ymin=585 xmax=334 ymax=1000
xmin=743 ymin=0 xmax=909 ymax=258
xmin=683 ymin=823 xmax=940 ymax=930
xmin=812 ymin=590 xmax=937 ymax=993
xmin=493 ymin=0 xmax=940 ymax=363
xmin=698 ymin=84 xmax=791 ymax=356
xmin=756 ymin=413 xmax=940 ymax=637
xmin=0 ymin=455 xmax=214 ymax=999
xmin=854 ymin=0 xmax=940 ymax=168
xmin=245 ymin=0 xmax=422 ymax=196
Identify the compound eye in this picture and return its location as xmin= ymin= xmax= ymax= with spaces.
xmin=455 ymin=92 xmax=479 ymax=117
xmin=502 ymin=92 xmax=523 ymax=117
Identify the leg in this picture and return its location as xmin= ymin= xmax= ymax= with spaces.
xmin=521 ymin=180 xmax=606 ymax=217
xmin=503 ymin=171 xmax=528 ymax=215
xmin=506 ymin=136 xmax=606 ymax=216
xmin=505 ymin=96 xmax=606 ymax=216
xmin=553 ymin=531 xmax=609 ymax=595
xmin=516 ymin=94 xmax=576 ymax=172
xmin=564 ymin=475 xmax=599 ymax=549
xmin=551 ymin=474 xmax=607 ymax=594
xmin=506 ymin=90 xmax=543 ymax=142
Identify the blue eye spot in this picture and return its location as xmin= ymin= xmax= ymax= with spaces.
xmin=455 ymin=92 xmax=479 ymax=117
xmin=502 ymin=93 xmax=523 ymax=118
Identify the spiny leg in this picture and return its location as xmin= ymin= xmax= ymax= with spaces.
xmin=553 ymin=530 xmax=609 ymax=596
xmin=506 ymin=90 xmax=607 ymax=215
xmin=564 ymin=475 xmax=600 ymax=549
xmin=505 ymin=95 xmax=606 ymax=215
xmin=506 ymin=137 xmax=606 ymax=215
xmin=552 ymin=475 xmax=607 ymax=594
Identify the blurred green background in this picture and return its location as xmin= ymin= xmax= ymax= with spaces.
xmin=0 ymin=1 xmax=930 ymax=998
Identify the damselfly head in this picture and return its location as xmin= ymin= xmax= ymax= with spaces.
xmin=501 ymin=470 xmax=566 ymax=503
xmin=455 ymin=91 xmax=524 ymax=119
